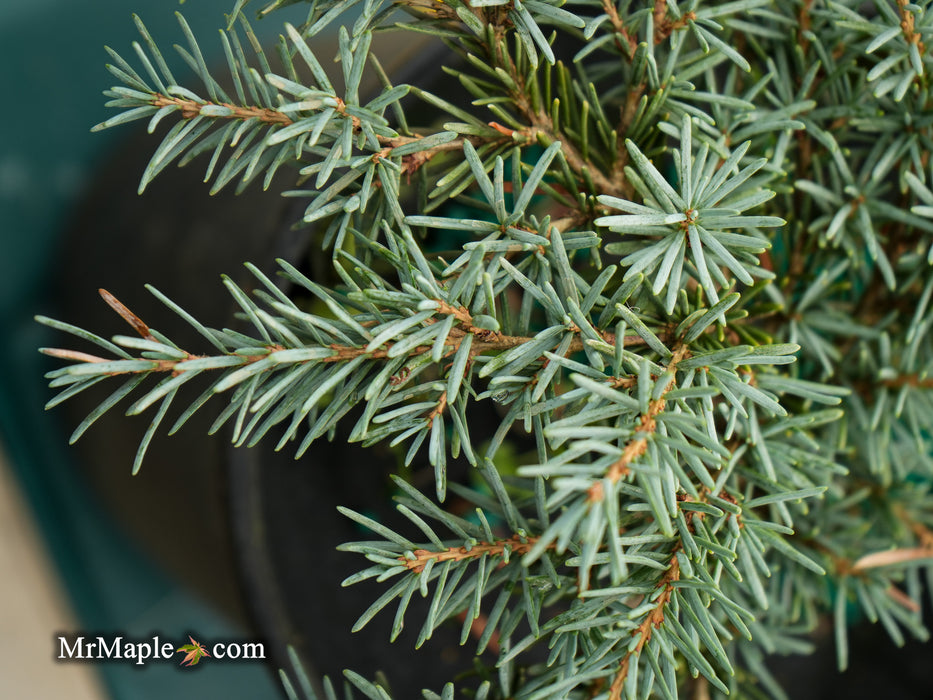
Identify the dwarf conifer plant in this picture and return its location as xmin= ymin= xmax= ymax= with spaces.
xmin=38 ymin=0 xmax=933 ymax=697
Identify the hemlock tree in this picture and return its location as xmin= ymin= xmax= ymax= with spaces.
xmin=37 ymin=0 xmax=933 ymax=697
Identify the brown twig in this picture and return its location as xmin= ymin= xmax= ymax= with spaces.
xmin=604 ymin=487 xmax=729 ymax=698
xmin=152 ymin=94 xmax=293 ymax=125
xmin=653 ymin=2 xmax=696 ymax=45
xmin=425 ymin=391 xmax=448 ymax=424
xmin=485 ymin=22 xmax=620 ymax=199
xmin=798 ymin=0 xmax=814 ymax=53
xmin=588 ymin=343 xmax=691 ymax=502
xmin=881 ymin=374 xmax=933 ymax=390
xmin=600 ymin=0 xmax=638 ymax=59
xmin=608 ymin=556 xmax=681 ymax=700
xmin=398 ymin=533 xmax=546 ymax=572
xmin=898 ymin=0 xmax=926 ymax=54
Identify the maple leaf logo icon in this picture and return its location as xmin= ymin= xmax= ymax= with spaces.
xmin=176 ymin=636 xmax=210 ymax=666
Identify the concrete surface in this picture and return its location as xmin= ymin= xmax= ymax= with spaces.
xmin=0 ymin=440 xmax=105 ymax=700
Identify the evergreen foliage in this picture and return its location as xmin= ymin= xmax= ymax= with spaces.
xmin=37 ymin=0 xmax=933 ymax=697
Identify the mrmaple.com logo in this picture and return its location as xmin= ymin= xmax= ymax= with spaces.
xmin=57 ymin=634 xmax=265 ymax=666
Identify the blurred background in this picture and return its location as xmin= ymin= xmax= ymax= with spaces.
xmin=0 ymin=2 xmax=458 ymax=697
xmin=0 ymin=2 xmax=306 ymax=698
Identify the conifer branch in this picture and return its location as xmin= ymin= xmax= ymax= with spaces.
xmin=881 ymin=374 xmax=933 ymax=390
xmin=600 ymin=0 xmax=638 ymax=59
xmin=847 ymin=503 xmax=933 ymax=577
xmin=608 ymin=555 xmax=681 ymax=700
xmin=488 ymin=27 xmax=621 ymax=199
xmin=652 ymin=1 xmax=696 ymax=44
xmin=41 ymin=291 xmax=649 ymax=378
xmin=149 ymin=93 xmax=507 ymax=177
xmin=797 ymin=0 xmax=814 ymax=52
xmin=151 ymin=93 xmax=293 ymax=125
xmin=588 ymin=343 xmax=691 ymax=502
xmin=607 ymin=483 xmax=732 ymax=699
xmin=897 ymin=0 xmax=925 ymax=52
xmin=398 ymin=534 xmax=544 ymax=572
